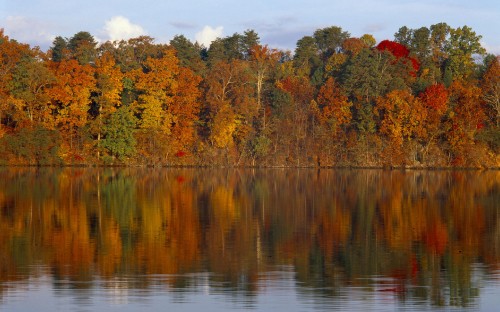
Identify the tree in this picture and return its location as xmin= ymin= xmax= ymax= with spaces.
xmin=276 ymin=76 xmax=315 ymax=165
xmin=376 ymin=40 xmax=419 ymax=77
xmin=169 ymin=66 xmax=202 ymax=153
xmin=8 ymin=49 xmax=55 ymax=125
xmin=91 ymin=52 xmax=124 ymax=160
xmin=2 ymin=125 xmax=61 ymax=165
xmin=249 ymin=45 xmax=280 ymax=129
xmin=342 ymin=38 xmax=368 ymax=57
xmin=445 ymin=26 xmax=486 ymax=81
xmin=375 ymin=89 xmax=427 ymax=164
xmin=206 ymin=32 xmax=253 ymax=64
xmin=0 ymin=29 xmax=31 ymax=129
xmin=313 ymin=77 xmax=353 ymax=164
xmin=481 ymin=56 xmax=500 ymax=127
xmin=342 ymin=46 xmax=416 ymax=136
xmin=67 ymin=31 xmax=97 ymax=65
xmin=317 ymin=77 xmax=352 ymax=132
xmin=203 ymin=59 xmax=254 ymax=161
xmin=210 ymin=103 xmax=237 ymax=150
xmin=101 ymin=106 xmax=137 ymax=162
xmin=411 ymin=27 xmax=431 ymax=61
xmin=169 ymin=35 xmax=206 ymax=75
xmin=446 ymin=80 xmax=487 ymax=165
xmin=360 ymin=34 xmax=376 ymax=48
xmin=394 ymin=23 xmax=450 ymax=84
xmin=428 ymin=23 xmax=451 ymax=80
xmin=107 ymin=36 xmax=164 ymax=73
xmin=394 ymin=26 xmax=413 ymax=47
xmin=48 ymin=59 xmax=95 ymax=155
xmin=313 ymin=26 xmax=350 ymax=60
xmin=49 ymin=36 xmax=69 ymax=62
xmin=133 ymin=50 xmax=177 ymax=133
xmin=241 ymin=29 xmax=260 ymax=59
xmin=293 ymin=36 xmax=321 ymax=78
xmin=419 ymin=83 xmax=449 ymax=163
xmin=131 ymin=50 xmax=177 ymax=161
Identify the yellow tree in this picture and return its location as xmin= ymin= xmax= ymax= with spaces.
xmin=92 ymin=52 xmax=124 ymax=160
xmin=375 ymin=89 xmax=427 ymax=164
xmin=446 ymin=81 xmax=486 ymax=165
xmin=169 ymin=66 xmax=202 ymax=155
xmin=48 ymin=59 xmax=95 ymax=158
xmin=132 ymin=48 xmax=202 ymax=162
xmin=204 ymin=59 xmax=253 ymax=162
xmin=132 ymin=49 xmax=179 ymax=161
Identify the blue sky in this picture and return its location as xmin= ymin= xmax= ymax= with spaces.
xmin=2 ymin=0 xmax=499 ymax=54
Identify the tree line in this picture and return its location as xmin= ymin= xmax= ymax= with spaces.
xmin=0 ymin=24 xmax=498 ymax=167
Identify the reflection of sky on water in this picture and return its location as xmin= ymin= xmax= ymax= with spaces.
xmin=2 ymin=266 xmax=499 ymax=311
xmin=0 ymin=168 xmax=498 ymax=311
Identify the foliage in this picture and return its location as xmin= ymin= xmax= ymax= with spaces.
xmin=0 ymin=24 xmax=498 ymax=167
xmin=2 ymin=125 xmax=62 ymax=165
xmin=101 ymin=106 xmax=137 ymax=161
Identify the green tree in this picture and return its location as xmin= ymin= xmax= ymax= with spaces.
xmin=313 ymin=26 xmax=350 ymax=60
xmin=241 ymin=29 xmax=260 ymax=59
xmin=8 ymin=50 xmax=55 ymax=125
xmin=67 ymin=31 xmax=97 ymax=65
xmin=90 ymin=52 xmax=124 ymax=161
xmin=430 ymin=23 xmax=451 ymax=77
xmin=169 ymin=35 xmax=206 ymax=75
xmin=394 ymin=26 xmax=413 ymax=47
xmin=206 ymin=31 xmax=260 ymax=65
xmin=411 ymin=27 xmax=431 ymax=61
xmin=50 ymin=36 xmax=68 ymax=62
xmin=2 ymin=125 xmax=61 ymax=165
xmin=293 ymin=36 xmax=321 ymax=78
xmin=445 ymin=26 xmax=486 ymax=81
xmin=102 ymin=106 xmax=137 ymax=161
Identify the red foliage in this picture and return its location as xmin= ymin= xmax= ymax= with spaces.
xmin=376 ymin=40 xmax=410 ymax=58
xmin=419 ymin=84 xmax=448 ymax=112
xmin=175 ymin=175 xmax=186 ymax=183
xmin=376 ymin=40 xmax=419 ymax=73
xmin=409 ymin=57 xmax=420 ymax=73
xmin=175 ymin=150 xmax=187 ymax=157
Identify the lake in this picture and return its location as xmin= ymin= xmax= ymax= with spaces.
xmin=0 ymin=168 xmax=498 ymax=311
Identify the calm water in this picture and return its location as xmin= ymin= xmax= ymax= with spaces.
xmin=0 ymin=168 xmax=498 ymax=311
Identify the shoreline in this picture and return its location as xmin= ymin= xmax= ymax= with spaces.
xmin=1 ymin=164 xmax=498 ymax=170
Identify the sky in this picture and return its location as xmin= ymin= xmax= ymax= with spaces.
xmin=1 ymin=0 xmax=499 ymax=54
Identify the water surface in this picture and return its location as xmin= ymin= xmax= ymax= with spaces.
xmin=0 ymin=168 xmax=498 ymax=311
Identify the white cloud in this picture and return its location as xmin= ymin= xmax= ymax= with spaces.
xmin=103 ymin=16 xmax=146 ymax=41
xmin=195 ymin=26 xmax=223 ymax=47
xmin=3 ymin=16 xmax=54 ymax=47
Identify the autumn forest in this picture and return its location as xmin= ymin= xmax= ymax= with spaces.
xmin=0 ymin=24 xmax=498 ymax=167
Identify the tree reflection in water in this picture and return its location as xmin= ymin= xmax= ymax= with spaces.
xmin=0 ymin=168 xmax=498 ymax=309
